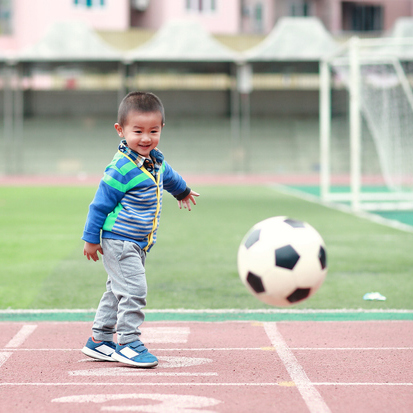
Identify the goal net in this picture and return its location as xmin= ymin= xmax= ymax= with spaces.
xmin=320 ymin=37 xmax=413 ymax=211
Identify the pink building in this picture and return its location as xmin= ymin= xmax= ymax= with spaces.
xmin=131 ymin=0 xmax=241 ymax=34
xmin=1 ymin=0 xmax=413 ymax=52
xmin=0 ymin=0 xmax=130 ymax=51
xmin=311 ymin=0 xmax=413 ymax=34
xmin=131 ymin=0 xmax=413 ymax=36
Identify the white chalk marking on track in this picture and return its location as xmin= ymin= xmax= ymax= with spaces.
xmin=157 ymin=356 xmax=213 ymax=368
xmin=144 ymin=327 xmax=190 ymax=343
xmin=0 ymin=352 xmax=12 ymax=368
xmin=52 ymin=393 xmax=221 ymax=413
xmin=74 ymin=356 xmax=212 ymax=369
xmin=264 ymin=322 xmax=332 ymax=413
xmin=69 ymin=368 xmax=217 ymax=377
xmin=4 ymin=325 xmax=37 ymax=348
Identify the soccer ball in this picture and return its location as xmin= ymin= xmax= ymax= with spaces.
xmin=237 ymin=216 xmax=327 ymax=307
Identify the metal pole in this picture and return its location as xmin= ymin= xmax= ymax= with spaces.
xmin=118 ymin=61 xmax=128 ymax=103
xmin=230 ymin=62 xmax=240 ymax=172
xmin=319 ymin=59 xmax=331 ymax=202
xmin=241 ymin=91 xmax=250 ymax=173
xmin=237 ymin=62 xmax=252 ymax=173
xmin=349 ymin=37 xmax=362 ymax=211
xmin=393 ymin=57 xmax=413 ymax=114
xmin=14 ymin=64 xmax=24 ymax=174
xmin=3 ymin=63 xmax=14 ymax=175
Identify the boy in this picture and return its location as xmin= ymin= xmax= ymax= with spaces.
xmin=81 ymin=92 xmax=199 ymax=367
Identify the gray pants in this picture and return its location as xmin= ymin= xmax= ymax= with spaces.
xmin=92 ymin=238 xmax=147 ymax=345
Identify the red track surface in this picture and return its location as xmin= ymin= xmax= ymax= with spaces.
xmin=0 ymin=173 xmax=386 ymax=187
xmin=0 ymin=174 xmax=321 ymax=187
xmin=0 ymin=321 xmax=412 ymax=413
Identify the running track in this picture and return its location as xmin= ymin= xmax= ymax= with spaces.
xmin=0 ymin=317 xmax=412 ymax=412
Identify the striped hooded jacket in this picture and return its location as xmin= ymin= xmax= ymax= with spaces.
xmin=82 ymin=144 xmax=189 ymax=252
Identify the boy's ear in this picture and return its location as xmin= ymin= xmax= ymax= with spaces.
xmin=114 ymin=123 xmax=123 ymax=137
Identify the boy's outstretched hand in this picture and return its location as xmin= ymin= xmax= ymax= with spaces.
xmin=178 ymin=190 xmax=200 ymax=211
xmin=84 ymin=241 xmax=103 ymax=262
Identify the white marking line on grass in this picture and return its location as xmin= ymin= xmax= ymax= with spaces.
xmin=4 ymin=325 xmax=37 ymax=348
xmin=264 ymin=322 xmax=332 ymax=413
xmin=0 ymin=352 xmax=13 ymax=367
xmin=275 ymin=184 xmax=413 ymax=234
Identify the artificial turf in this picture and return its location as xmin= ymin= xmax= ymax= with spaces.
xmin=1 ymin=185 xmax=412 ymax=310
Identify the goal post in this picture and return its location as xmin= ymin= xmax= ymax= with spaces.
xmin=320 ymin=36 xmax=413 ymax=211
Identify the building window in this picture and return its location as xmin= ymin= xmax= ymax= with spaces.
xmin=0 ymin=0 xmax=12 ymax=35
xmin=290 ymin=1 xmax=310 ymax=17
xmin=342 ymin=2 xmax=383 ymax=31
xmin=254 ymin=3 xmax=263 ymax=32
xmin=186 ymin=0 xmax=216 ymax=13
xmin=74 ymin=0 xmax=105 ymax=8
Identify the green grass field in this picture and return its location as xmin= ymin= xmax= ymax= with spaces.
xmin=1 ymin=185 xmax=412 ymax=311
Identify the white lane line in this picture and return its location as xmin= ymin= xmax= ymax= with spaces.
xmin=0 ymin=352 xmax=13 ymax=368
xmin=290 ymin=347 xmax=413 ymax=351
xmin=69 ymin=369 xmax=217 ymax=377
xmin=8 ymin=346 xmax=413 ymax=352
xmin=3 ymin=348 xmax=264 ymax=352
xmin=314 ymin=382 xmax=413 ymax=386
xmin=5 ymin=325 xmax=37 ymax=348
xmin=0 ymin=382 xmax=411 ymax=387
xmin=264 ymin=322 xmax=332 ymax=413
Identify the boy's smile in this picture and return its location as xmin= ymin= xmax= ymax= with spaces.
xmin=115 ymin=110 xmax=164 ymax=157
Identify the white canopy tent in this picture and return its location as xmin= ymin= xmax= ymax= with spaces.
xmin=238 ymin=17 xmax=339 ymax=172
xmin=125 ymin=19 xmax=240 ymax=62
xmin=246 ymin=17 xmax=338 ymax=62
xmin=390 ymin=17 xmax=413 ymax=38
xmin=17 ymin=20 xmax=123 ymax=62
xmin=124 ymin=19 xmax=241 ymax=122
xmin=125 ymin=20 xmax=244 ymax=170
xmin=3 ymin=21 xmax=125 ymax=174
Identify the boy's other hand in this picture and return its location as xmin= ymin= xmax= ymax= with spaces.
xmin=84 ymin=241 xmax=103 ymax=262
xmin=178 ymin=190 xmax=200 ymax=212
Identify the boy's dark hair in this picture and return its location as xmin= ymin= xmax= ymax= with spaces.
xmin=118 ymin=91 xmax=165 ymax=126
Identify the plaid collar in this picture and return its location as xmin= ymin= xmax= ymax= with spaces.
xmin=118 ymin=140 xmax=164 ymax=177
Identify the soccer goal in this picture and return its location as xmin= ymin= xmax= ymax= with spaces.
xmin=320 ymin=37 xmax=413 ymax=211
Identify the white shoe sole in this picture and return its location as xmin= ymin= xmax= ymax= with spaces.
xmin=111 ymin=351 xmax=158 ymax=368
xmin=81 ymin=346 xmax=116 ymax=362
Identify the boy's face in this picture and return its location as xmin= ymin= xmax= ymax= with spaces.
xmin=115 ymin=110 xmax=164 ymax=157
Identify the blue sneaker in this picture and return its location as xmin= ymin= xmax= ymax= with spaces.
xmin=81 ymin=337 xmax=117 ymax=361
xmin=111 ymin=340 xmax=158 ymax=368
